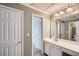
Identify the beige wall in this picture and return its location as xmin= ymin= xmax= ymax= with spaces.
xmin=0 ymin=3 xmax=50 ymax=56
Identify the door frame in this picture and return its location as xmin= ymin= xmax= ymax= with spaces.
xmin=32 ymin=14 xmax=44 ymax=56
xmin=0 ymin=4 xmax=24 ymax=56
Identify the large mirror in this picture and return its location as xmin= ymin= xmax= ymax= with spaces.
xmin=56 ymin=18 xmax=79 ymax=42
xmin=51 ymin=4 xmax=79 ymax=41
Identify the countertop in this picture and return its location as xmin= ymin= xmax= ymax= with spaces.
xmin=45 ymin=38 xmax=79 ymax=54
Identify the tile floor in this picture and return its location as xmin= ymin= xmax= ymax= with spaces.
xmin=33 ymin=48 xmax=47 ymax=56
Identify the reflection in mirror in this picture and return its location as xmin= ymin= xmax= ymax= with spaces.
xmin=59 ymin=20 xmax=79 ymax=41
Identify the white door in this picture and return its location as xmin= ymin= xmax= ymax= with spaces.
xmin=0 ymin=5 xmax=23 ymax=56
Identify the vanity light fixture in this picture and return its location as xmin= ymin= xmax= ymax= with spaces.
xmin=54 ymin=7 xmax=74 ymax=17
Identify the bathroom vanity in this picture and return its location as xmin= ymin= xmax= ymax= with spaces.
xmin=44 ymin=38 xmax=79 ymax=56
xmin=45 ymin=5 xmax=79 ymax=56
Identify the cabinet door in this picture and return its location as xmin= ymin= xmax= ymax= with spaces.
xmin=76 ymin=22 xmax=79 ymax=41
xmin=44 ymin=41 xmax=51 ymax=55
xmin=51 ymin=44 xmax=62 ymax=56
xmin=50 ymin=46 xmax=56 ymax=56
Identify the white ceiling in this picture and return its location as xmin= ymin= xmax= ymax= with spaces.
xmin=21 ymin=3 xmax=75 ymax=15
xmin=30 ymin=3 xmax=54 ymax=11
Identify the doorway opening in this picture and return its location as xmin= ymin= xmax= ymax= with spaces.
xmin=32 ymin=14 xmax=43 ymax=56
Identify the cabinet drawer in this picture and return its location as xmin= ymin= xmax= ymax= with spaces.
xmin=51 ymin=43 xmax=61 ymax=50
xmin=62 ymin=48 xmax=77 ymax=56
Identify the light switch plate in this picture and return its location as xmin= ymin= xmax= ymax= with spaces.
xmin=27 ymin=33 xmax=30 ymax=37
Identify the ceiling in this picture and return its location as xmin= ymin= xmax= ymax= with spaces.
xmin=21 ymin=3 xmax=76 ymax=15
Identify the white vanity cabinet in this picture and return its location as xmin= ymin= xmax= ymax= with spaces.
xmin=44 ymin=39 xmax=79 ymax=56
xmin=44 ymin=41 xmax=51 ymax=55
xmin=44 ymin=41 xmax=62 ymax=56
xmin=50 ymin=44 xmax=62 ymax=56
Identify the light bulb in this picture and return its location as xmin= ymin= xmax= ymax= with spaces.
xmin=55 ymin=13 xmax=59 ymax=16
xmin=66 ymin=8 xmax=73 ymax=13
xmin=59 ymin=11 xmax=64 ymax=15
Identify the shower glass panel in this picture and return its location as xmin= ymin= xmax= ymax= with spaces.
xmin=32 ymin=15 xmax=43 ymax=56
